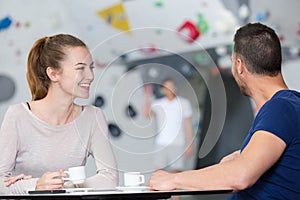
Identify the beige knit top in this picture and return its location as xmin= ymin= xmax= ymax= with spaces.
xmin=0 ymin=103 xmax=118 ymax=194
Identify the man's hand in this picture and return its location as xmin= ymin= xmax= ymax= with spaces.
xmin=148 ymin=170 xmax=177 ymax=191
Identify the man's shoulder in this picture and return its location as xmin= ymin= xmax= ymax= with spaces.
xmin=268 ymin=90 xmax=300 ymax=109
xmin=177 ymin=96 xmax=191 ymax=105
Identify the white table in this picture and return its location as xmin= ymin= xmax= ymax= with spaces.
xmin=0 ymin=189 xmax=233 ymax=199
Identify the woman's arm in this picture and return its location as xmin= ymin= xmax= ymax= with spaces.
xmin=0 ymin=106 xmax=26 ymax=194
xmin=83 ymin=109 xmax=118 ymax=189
xmin=5 ymin=171 xmax=65 ymax=191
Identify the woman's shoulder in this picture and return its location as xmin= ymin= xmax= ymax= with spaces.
xmin=2 ymin=103 xmax=29 ymax=122
xmin=79 ymin=105 xmax=108 ymax=130
xmin=6 ymin=102 xmax=27 ymax=113
xmin=81 ymin=105 xmax=106 ymax=119
xmin=83 ymin=105 xmax=102 ymax=113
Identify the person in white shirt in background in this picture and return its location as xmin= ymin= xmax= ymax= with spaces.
xmin=144 ymin=78 xmax=194 ymax=173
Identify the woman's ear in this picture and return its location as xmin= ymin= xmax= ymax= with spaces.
xmin=46 ymin=67 xmax=59 ymax=82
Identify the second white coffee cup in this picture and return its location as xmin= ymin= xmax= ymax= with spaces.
xmin=124 ymin=172 xmax=145 ymax=187
xmin=63 ymin=166 xmax=86 ymax=184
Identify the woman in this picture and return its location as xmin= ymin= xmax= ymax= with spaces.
xmin=0 ymin=34 xmax=118 ymax=194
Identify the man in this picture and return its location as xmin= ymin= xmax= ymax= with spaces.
xmin=144 ymin=78 xmax=193 ymax=173
xmin=148 ymin=23 xmax=300 ymax=199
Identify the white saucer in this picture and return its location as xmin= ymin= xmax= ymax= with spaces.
xmin=65 ymin=188 xmax=95 ymax=193
xmin=116 ymin=186 xmax=150 ymax=192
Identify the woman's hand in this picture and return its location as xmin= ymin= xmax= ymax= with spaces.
xmin=148 ymin=170 xmax=177 ymax=191
xmin=36 ymin=169 xmax=66 ymax=190
xmin=4 ymin=174 xmax=33 ymax=187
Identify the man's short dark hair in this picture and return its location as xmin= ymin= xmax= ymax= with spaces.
xmin=233 ymin=23 xmax=282 ymax=76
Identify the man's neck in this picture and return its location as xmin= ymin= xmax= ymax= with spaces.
xmin=250 ymin=73 xmax=288 ymax=111
xmin=166 ymin=95 xmax=176 ymax=101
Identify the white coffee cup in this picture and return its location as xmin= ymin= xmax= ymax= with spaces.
xmin=124 ymin=172 xmax=145 ymax=187
xmin=63 ymin=166 xmax=86 ymax=184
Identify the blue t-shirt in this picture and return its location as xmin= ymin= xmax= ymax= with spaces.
xmin=228 ymin=90 xmax=300 ymax=200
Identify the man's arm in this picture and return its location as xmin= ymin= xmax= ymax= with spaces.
xmin=144 ymin=84 xmax=154 ymax=118
xmin=184 ymin=117 xmax=193 ymax=158
xmin=149 ymin=130 xmax=286 ymax=191
xmin=220 ymin=150 xmax=240 ymax=163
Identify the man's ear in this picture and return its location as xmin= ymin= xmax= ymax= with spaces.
xmin=46 ymin=67 xmax=59 ymax=82
xmin=236 ymin=58 xmax=245 ymax=75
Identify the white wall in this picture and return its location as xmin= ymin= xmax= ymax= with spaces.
xmin=1 ymin=0 xmax=300 ymax=184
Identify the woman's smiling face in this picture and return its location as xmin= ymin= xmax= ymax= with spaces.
xmin=55 ymin=46 xmax=95 ymax=99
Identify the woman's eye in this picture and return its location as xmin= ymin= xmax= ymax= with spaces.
xmin=90 ymin=66 xmax=95 ymax=70
xmin=76 ymin=66 xmax=85 ymax=70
